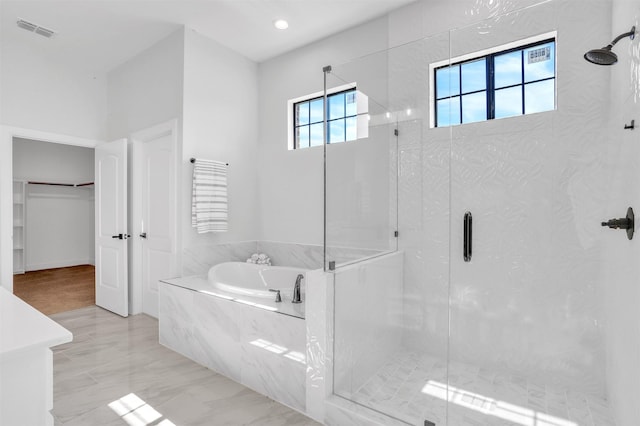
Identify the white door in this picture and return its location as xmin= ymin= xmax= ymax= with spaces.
xmin=131 ymin=121 xmax=177 ymax=318
xmin=95 ymin=139 xmax=129 ymax=317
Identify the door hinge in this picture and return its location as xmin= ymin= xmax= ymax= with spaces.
xmin=394 ymin=230 xmax=399 ymax=237
xmin=394 ymin=129 xmax=399 ymax=136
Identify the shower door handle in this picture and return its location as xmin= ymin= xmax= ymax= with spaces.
xmin=463 ymin=211 xmax=472 ymax=262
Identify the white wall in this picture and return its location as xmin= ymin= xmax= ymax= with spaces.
xmin=13 ymin=138 xmax=94 ymax=183
xmin=257 ymin=17 xmax=389 ymax=246
xmin=181 ymin=29 xmax=259 ymax=259
xmin=603 ymin=1 xmax=640 ymax=424
xmin=24 ymin=185 xmax=94 ymax=270
xmin=0 ymin=22 xmax=106 ymax=287
xmin=107 ymin=28 xmax=185 ymax=140
xmin=0 ymin=37 xmax=107 ymax=141
xmin=13 ymin=138 xmax=95 ymax=270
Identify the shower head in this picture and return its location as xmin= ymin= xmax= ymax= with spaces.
xmin=584 ymin=45 xmax=618 ymax=65
xmin=584 ymin=26 xmax=636 ymax=65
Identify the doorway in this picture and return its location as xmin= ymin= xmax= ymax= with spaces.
xmin=12 ymin=137 xmax=96 ymax=315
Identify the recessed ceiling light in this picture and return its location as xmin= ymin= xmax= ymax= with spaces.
xmin=274 ymin=19 xmax=289 ymax=30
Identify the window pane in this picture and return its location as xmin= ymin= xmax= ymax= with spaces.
xmin=461 ymin=92 xmax=487 ymax=124
xmin=495 ymin=86 xmax=523 ymax=119
xmin=524 ymin=79 xmax=555 ymax=114
xmin=296 ymin=102 xmax=309 ymax=126
xmin=329 ymin=92 xmax=345 ymax=120
xmin=436 ymin=65 xmax=460 ymax=99
xmin=296 ymin=126 xmax=309 ymax=149
xmin=461 ymin=59 xmax=486 ymax=93
xmin=346 ymin=116 xmax=357 ymax=141
xmin=310 ymin=123 xmax=323 ymax=146
xmin=495 ymin=50 xmax=522 ymax=89
xmin=310 ymin=99 xmax=323 ymax=124
xmin=524 ymin=42 xmax=555 ymax=82
xmin=436 ymin=97 xmax=461 ymax=127
xmin=329 ymin=119 xmax=345 ymax=143
xmin=345 ymin=90 xmax=357 ymax=116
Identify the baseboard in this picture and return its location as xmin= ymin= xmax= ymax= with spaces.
xmin=26 ymin=259 xmax=94 ymax=271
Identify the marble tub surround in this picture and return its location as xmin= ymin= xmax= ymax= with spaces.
xmin=159 ymin=281 xmax=307 ymax=413
xmin=257 ymin=240 xmax=384 ymax=270
xmin=182 ymin=240 xmax=384 ymax=276
xmin=161 ymin=274 xmax=305 ymax=319
xmin=182 ymin=241 xmax=257 ymax=276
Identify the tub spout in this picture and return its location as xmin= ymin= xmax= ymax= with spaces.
xmin=292 ymin=274 xmax=303 ymax=304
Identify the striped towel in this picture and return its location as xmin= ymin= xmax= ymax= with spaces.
xmin=191 ymin=159 xmax=228 ymax=233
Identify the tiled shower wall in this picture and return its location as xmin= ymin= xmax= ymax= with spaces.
xmin=388 ymin=0 xmax=614 ymax=395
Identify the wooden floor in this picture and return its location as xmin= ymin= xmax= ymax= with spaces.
xmin=13 ymin=265 xmax=95 ymax=315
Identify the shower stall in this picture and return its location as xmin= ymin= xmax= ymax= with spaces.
xmin=321 ymin=2 xmax=639 ymax=425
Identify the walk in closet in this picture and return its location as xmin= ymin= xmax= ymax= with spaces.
xmin=12 ymin=138 xmax=95 ymax=273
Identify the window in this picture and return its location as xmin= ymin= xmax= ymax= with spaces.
xmin=292 ymin=88 xmax=362 ymax=149
xmin=434 ymin=38 xmax=555 ymax=127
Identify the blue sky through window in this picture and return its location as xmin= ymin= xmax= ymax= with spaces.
xmin=294 ymin=89 xmax=358 ymax=148
xmin=435 ymin=39 xmax=555 ymax=127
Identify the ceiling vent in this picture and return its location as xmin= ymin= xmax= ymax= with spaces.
xmin=16 ymin=18 xmax=56 ymax=38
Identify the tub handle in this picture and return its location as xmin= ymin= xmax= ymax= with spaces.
xmin=268 ymin=289 xmax=282 ymax=303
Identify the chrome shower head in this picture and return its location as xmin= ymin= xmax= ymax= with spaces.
xmin=584 ymin=26 xmax=636 ymax=65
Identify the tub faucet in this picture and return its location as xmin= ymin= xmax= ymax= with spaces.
xmin=292 ymin=274 xmax=303 ymax=304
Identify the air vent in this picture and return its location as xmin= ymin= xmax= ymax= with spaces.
xmin=16 ymin=18 xmax=56 ymax=38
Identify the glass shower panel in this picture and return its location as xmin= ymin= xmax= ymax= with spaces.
xmin=447 ymin=2 xmax=619 ymax=425
xmin=324 ymin=51 xmax=399 ymax=270
xmin=329 ymin=30 xmax=452 ymax=426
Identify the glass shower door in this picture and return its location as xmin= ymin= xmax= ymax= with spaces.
xmin=446 ymin=2 xmax=620 ymax=425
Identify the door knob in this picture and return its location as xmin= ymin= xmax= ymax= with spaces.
xmin=139 ymin=232 xmax=147 ymax=239
xmin=111 ymin=234 xmax=131 ymax=240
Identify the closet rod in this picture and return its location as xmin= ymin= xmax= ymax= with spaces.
xmin=27 ymin=181 xmax=94 ymax=187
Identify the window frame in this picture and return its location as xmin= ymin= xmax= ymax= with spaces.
xmin=293 ymin=88 xmax=358 ymax=149
xmin=429 ymin=31 xmax=557 ymax=128
xmin=287 ymin=82 xmax=358 ymax=150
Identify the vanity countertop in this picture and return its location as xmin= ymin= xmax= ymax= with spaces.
xmin=0 ymin=287 xmax=72 ymax=357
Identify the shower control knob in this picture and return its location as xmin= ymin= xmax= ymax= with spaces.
xmin=601 ymin=218 xmax=631 ymax=229
xmin=601 ymin=207 xmax=634 ymax=240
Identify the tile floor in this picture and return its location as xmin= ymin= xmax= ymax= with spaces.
xmin=341 ymin=351 xmax=617 ymax=426
xmin=50 ymin=306 xmax=319 ymax=426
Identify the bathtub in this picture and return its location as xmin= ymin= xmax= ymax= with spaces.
xmin=158 ymin=261 xmax=309 ymax=415
xmin=208 ymin=262 xmax=306 ymax=300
